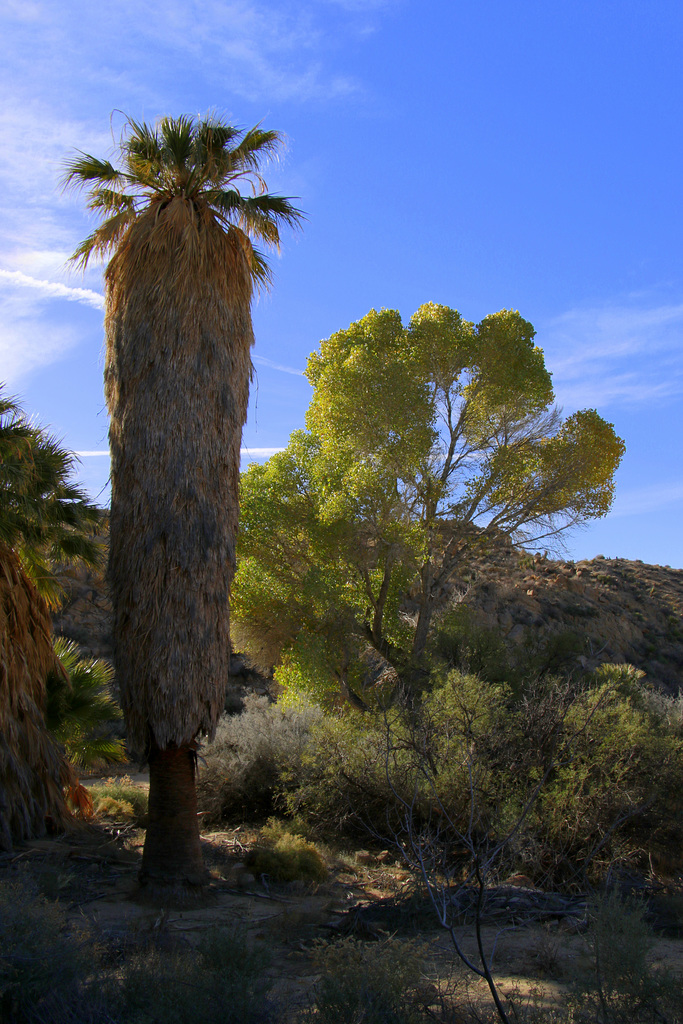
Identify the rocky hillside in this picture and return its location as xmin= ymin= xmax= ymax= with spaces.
xmin=53 ymin=540 xmax=683 ymax=697
xmin=450 ymin=538 xmax=683 ymax=694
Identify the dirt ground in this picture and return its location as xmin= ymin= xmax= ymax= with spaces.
xmin=3 ymin=788 xmax=683 ymax=1019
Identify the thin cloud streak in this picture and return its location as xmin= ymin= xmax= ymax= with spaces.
xmin=78 ymin=447 xmax=286 ymax=457
xmin=0 ymin=269 xmax=104 ymax=310
xmin=252 ymin=354 xmax=305 ymax=376
xmin=240 ymin=446 xmax=286 ymax=458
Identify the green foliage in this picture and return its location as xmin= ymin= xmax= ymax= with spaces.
xmin=0 ymin=389 xmax=103 ymax=607
xmin=306 ymin=936 xmax=430 ymax=1024
xmin=245 ymin=820 xmax=328 ymax=882
xmin=233 ymin=303 xmax=624 ymax=705
xmin=285 ymin=665 xmax=683 ymax=882
xmin=46 ymin=638 xmax=125 ymax=769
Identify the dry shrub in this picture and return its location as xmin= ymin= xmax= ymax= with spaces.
xmin=197 ymin=695 xmax=321 ymax=823
xmin=305 ymin=936 xmax=432 ymax=1024
xmin=90 ymin=776 xmax=148 ymax=823
xmin=0 ymin=876 xmax=273 ymax=1023
xmin=0 ymin=875 xmax=93 ymax=1022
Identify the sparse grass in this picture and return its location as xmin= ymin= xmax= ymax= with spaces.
xmin=0 ymin=876 xmax=273 ymax=1023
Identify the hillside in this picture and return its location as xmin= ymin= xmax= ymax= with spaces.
xmin=448 ymin=539 xmax=683 ymax=693
xmin=53 ymin=540 xmax=683 ymax=696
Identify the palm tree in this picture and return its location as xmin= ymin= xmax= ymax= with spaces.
xmin=63 ymin=114 xmax=302 ymax=890
xmin=0 ymin=388 xmax=103 ymax=607
xmin=0 ymin=390 xmax=103 ymax=850
xmin=0 ymin=540 xmax=77 ymax=852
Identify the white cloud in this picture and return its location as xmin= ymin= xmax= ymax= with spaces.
xmin=0 ymin=316 xmax=84 ymax=385
xmin=0 ymin=270 xmax=104 ymax=310
xmin=240 ymin=446 xmax=285 ymax=457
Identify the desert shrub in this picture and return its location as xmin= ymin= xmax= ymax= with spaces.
xmin=197 ymin=695 xmax=322 ymax=823
xmin=431 ymin=606 xmax=513 ymax=684
xmin=568 ymin=892 xmax=682 ymax=1023
xmin=90 ymin=776 xmax=148 ymax=823
xmin=288 ymin=665 xmax=683 ymax=883
xmin=306 ymin=936 xmax=431 ymax=1024
xmin=0 ymin=877 xmax=273 ymax=1024
xmin=116 ymin=927 xmax=270 ymax=1024
xmin=0 ymin=875 xmax=94 ymax=1022
xmin=245 ymin=820 xmax=328 ymax=883
xmin=431 ymin=606 xmax=586 ymax=687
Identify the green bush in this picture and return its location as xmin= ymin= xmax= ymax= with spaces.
xmin=245 ymin=821 xmax=328 ymax=883
xmin=286 ymin=665 xmax=683 ymax=883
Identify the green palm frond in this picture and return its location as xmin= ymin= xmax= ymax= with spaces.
xmin=46 ymin=638 xmax=125 ymax=770
xmin=63 ymin=113 xmax=303 ymax=281
xmin=60 ymin=153 xmax=124 ymax=190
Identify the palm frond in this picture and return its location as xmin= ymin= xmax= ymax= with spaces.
xmin=61 ymin=153 xmax=124 ymax=192
xmin=47 ymin=638 xmax=125 ymax=769
xmin=69 ymin=209 xmax=138 ymax=268
xmin=229 ymin=126 xmax=284 ymax=172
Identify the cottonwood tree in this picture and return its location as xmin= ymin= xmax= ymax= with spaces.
xmin=234 ymin=303 xmax=624 ymax=705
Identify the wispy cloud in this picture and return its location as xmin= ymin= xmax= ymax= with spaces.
xmin=0 ymin=315 xmax=85 ymax=385
xmin=252 ymin=354 xmax=305 ymax=376
xmin=610 ymin=481 xmax=683 ymax=518
xmin=539 ymin=301 xmax=683 ymax=409
xmin=0 ymin=270 xmax=104 ymax=310
xmin=240 ymin=446 xmax=285 ymax=458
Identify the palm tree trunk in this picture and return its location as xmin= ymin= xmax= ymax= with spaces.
xmin=140 ymin=743 xmax=206 ymax=888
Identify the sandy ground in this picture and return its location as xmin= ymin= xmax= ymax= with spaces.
xmin=3 ymin=805 xmax=683 ymax=1020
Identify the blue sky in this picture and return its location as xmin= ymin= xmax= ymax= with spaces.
xmin=1 ymin=0 xmax=682 ymax=567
